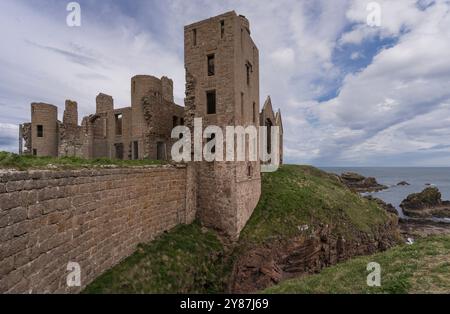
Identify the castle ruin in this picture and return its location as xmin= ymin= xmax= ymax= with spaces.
xmin=18 ymin=11 xmax=283 ymax=239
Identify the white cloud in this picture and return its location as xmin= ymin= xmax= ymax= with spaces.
xmin=270 ymin=48 xmax=295 ymax=68
xmin=0 ymin=0 xmax=185 ymax=124
xmin=303 ymin=0 xmax=450 ymax=165
xmin=0 ymin=123 xmax=19 ymax=153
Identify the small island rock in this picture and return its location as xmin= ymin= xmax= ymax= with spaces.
xmin=340 ymin=172 xmax=388 ymax=193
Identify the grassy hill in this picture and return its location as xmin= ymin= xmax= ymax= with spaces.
xmin=84 ymin=165 xmax=401 ymax=293
xmin=230 ymin=165 xmax=401 ymax=292
xmin=265 ymin=235 xmax=450 ymax=294
xmin=239 ymin=165 xmax=392 ymax=244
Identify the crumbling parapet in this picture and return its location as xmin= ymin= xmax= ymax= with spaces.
xmin=184 ymin=70 xmax=197 ymax=156
xmin=161 ymin=76 xmax=174 ymax=103
xmin=58 ymin=123 xmax=85 ymax=158
xmin=59 ymin=100 xmax=85 ymax=157
xmin=141 ymin=95 xmax=155 ymax=159
xmin=96 ymin=93 xmax=114 ymax=114
xmin=20 ymin=123 xmax=32 ymax=155
xmin=63 ymin=100 xmax=78 ymax=126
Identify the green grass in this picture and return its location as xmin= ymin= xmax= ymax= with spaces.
xmin=264 ymin=235 xmax=450 ymax=294
xmin=0 ymin=151 xmax=164 ymax=170
xmin=239 ymin=165 xmax=392 ymax=245
xmin=83 ymin=223 xmax=229 ymax=294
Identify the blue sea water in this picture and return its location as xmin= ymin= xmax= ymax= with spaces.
xmin=321 ymin=167 xmax=450 ymax=218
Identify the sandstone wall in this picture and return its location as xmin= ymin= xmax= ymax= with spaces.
xmin=184 ymin=11 xmax=261 ymax=239
xmin=31 ymin=103 xmax=58 ymax=157
xmin=0 ymin=165 xmax=194 ymax=293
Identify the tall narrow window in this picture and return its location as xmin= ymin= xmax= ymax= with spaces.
xmin=241 ymin=92 xmax=244 ymax=118
xmin=247 ymin=163 xmax=253 ymax=177
xmin=266 ymin=119 xmax=273 ymax=154
xmin=33 ymin=149 xmax=37 ymax=156
xmin=193 ymin=29 xmax=197 ymax=46
xmin=241 ymin=28 xmax=243 ymax=50
xmin=115 ymin=143 xmax=124 ymax=160
xmin=246 ymin=62 xmax=252 ymax=86
xmin=37 ymin=125 xmax=43 ymax=138
xmin=207 ymin=54 xmax=215 ymax=76
xmin=132 ymin=80 xmax=136 ymax=93
xmin=180 ymin=118 xmax=185 ymax=126
xmin=133 ymin=141 xmax=139 ymax=160
xmin=253 ymin=102 xmax=257 ymax=123
xmin=115 ymin=114 xmax=123 ymax=136
xmin=220 ymin=20 xmax=225 ymax=39
xmin=206 ymin=90 xmax=216 ymax=114
xmin=157 ymin=142 xmax=166 ymax=160
xmin=173 ymin=116 xmax=178 ymax=128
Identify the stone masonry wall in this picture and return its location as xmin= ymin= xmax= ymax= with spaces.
xmin=0 ymin=165 xmax=194 ymax=293
xmin=184 ymin=11 xmax=262 ymax=239
xmin=31 ymin=103 xmax=58 ymax=157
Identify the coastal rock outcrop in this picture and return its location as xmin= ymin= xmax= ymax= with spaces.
xmin=397 ymin=181 xmax=410 ymax=186
xmin=364 ymin=195 xmax=398 ymax=215
xmin=340 ymin=172 xmax=388 ymax=193
xmin=400 ymin=219 xmax=450 ymax=240
xmin=400 ymin=187 xmax=450 ymax=218
xmin=229 ymin=217 xmax=401 ymax=293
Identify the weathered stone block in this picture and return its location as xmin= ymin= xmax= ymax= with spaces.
xmin=10 ymin=207 xmax=27 ymax=224
xmin=6 ymin=181 xmax=24 ymax=193
xmin=27 ymin=203 xmax=43 ymax=219
xmin=0 ymin=183 xmax=6 ymax=194
xmin=12 ymin=220 xmax=31 ymax=237
xmin=0 ymin=256 xmax=14 ymax=278
xmin=0 ymin=193 xmax=21 ymax=210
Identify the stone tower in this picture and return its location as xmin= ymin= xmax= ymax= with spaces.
xmin=184 ymin=11 xmax=261 ymax=239
xmin=31 ymin=103 xmax=58 ymax=157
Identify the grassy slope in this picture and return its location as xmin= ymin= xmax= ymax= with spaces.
xmin=265 ymin=235 xmax=450 ymax=294
xmin=83 ymin=223 xmax=228 ymax=294
xmin=84 ymin=165 xmax=395 ymax=293
xmin=0 ymin=152 xmax=164 ymax=170
xmin=239 ymin=165 xmax=390 ymax=245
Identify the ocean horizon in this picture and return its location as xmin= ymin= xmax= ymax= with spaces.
xmin=321 ymin=167 xmax=450 ymax=218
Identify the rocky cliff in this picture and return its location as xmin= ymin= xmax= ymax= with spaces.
xmin=228 ymin=165 xmax=401 ymax=293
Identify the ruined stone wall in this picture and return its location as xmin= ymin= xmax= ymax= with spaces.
xmin=0 ymin=165 xmax=195 ymax=293
xmin=131 ymin=75 xmax=162 ymax=141
xmin=58 ymin=123 xmax=86 ymax=158
xmin=20 ymin=123 xmax=32 ymax=155
xmin=161 ymin=76 xmax=174 ymax=103
xmin=184 ymin=12 xmax=237 ymax=238
xmin=141 ymin=94 xmax=185 ymax=160
xmin=184 ymin=11 xmax=261 ymax=239
xmin=31 ymin=103 xmax=58 ymax=157
xmin=108 ymin=107 xmax=132 ymax=160
xmin=233 ymin=15 xmax=262 ymax=232
xmin=96 ymin=93 xmax=114 ymax=114
xmin=90 ymin=114 xmax=108 ymax=158
xmin=59 ymin=101 xmax=87 ymax=158
xmin=131 ymin=75 xmax=183 ymax=161
xmin=63 ymin=101 xmax=78 ymax=126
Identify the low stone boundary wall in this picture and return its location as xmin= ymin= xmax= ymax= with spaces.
xmin=0 ymin=165 xmax=195 ymax=293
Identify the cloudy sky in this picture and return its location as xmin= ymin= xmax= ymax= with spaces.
xmin=0 ymin=0 xmax=449 ymax=166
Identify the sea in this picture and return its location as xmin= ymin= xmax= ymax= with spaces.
xmin=321 ymin=167 xmax=450 ymax=219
